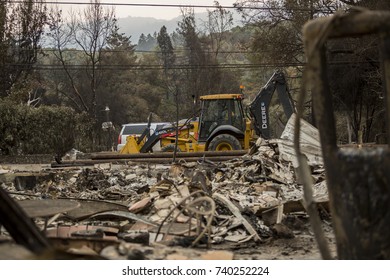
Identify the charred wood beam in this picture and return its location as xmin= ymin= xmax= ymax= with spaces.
xmin=0 ymin=187 xmax=51 ymax=254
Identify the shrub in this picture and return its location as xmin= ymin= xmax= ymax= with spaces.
xmin=0 ymin=101 xmax=92 ymax=155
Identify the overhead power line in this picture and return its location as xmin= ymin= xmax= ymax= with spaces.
xmin=3 ymin=60 xmax=375 ymax=71
xmin=8 ymin=62 xmax=303 ymax=70
xmin=39 ymin=48 xmax=256 ymax=54
xmin=6 ymin=1 xmax=323 ymax=12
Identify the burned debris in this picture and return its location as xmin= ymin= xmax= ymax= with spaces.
xmin=0 ymin=134 xmax=334 ymax=260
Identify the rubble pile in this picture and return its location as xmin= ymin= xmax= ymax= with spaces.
xmin=0 ymin=141 xmax=332 ymax=259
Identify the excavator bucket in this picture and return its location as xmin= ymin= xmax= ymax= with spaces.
xmin=119 ymin=136 xmax=141 ymax=154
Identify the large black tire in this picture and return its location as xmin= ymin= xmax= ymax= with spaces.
xmin=161 ymin=144 xmax=182 ymax=153
xmin=208 ymin=134 xmax=241 ymax=151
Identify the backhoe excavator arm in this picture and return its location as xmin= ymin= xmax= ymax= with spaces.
xmin=139 ymin=118 xmax=194 ymax=153
xmin=249 ymin=70 xmax=295 ymax=139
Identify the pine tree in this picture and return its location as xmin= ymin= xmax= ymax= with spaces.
xmin=137 ymin=33 xmax=147 ymax=50
xmin=157 ymin=26 xmax=175 ymax=72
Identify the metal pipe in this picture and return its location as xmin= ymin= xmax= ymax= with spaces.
xmin=90 ymin=150 xmax=247 ymax=160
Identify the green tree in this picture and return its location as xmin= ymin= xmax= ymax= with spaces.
xmin=98 ymin=28 xmax=139 ymax=127
xmin=146 ymin=33 xmax=157 ymax=50
xmin=137 ymin=33 xmax=147 ymax=49
xmin=134 ymin=52 xmax=166 ymax=121
xmin=176 ymin=8 xmax=221 ymax=114
xmin=0 ymin=0 xmax=46 ymax=99
xmin=157 ymin=25 xmax=176 ymax=72
xmin=137 ymin=33 xmax=157 ymax=51
xmin=156 ymin=25 xmax=177 ymax=120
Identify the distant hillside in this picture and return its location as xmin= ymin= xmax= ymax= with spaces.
xmin=117 ymin=12 xmax=242 ymax=45
xmin=117 ymin=16 xmax=181 ymax=44
xmin=41 ymin=12 xmax=242 ymax=49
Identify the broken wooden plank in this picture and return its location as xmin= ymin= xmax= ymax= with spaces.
xmin=262 ymin=204 xmax=284 ymax=226
xmin=213 ymin=193 xmax=261 ymax=242
xmin=128 ymin=197 xmax=152 ymax=213
xmin=224 ymin=234 xmax=248 ymax=243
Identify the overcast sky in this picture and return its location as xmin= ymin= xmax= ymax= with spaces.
xmin=52 ymin=0 xmax=239 ymax=20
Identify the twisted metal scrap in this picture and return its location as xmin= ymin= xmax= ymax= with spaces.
xmin=154 ymin=190 xmax=215 ymax=247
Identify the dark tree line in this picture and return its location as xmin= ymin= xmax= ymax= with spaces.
xmin=1 ymin=0 xmax=390 ymax=155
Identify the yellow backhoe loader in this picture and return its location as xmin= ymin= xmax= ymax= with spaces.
xmin=119 ymin=70 xmax=295 ymax=154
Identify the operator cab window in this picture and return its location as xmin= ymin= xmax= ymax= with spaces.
xmin=199 ymin=98 xmax=245 ymax=141
xmin=231 ymin=99 xmax=245 ymax=131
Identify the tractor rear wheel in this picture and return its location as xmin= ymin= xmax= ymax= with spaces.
xmin=208 ymin=134 xmax=241 ymax=151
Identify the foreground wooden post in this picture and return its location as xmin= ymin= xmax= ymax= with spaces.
xmin=303 ymin=10 xmax=390 ymax=259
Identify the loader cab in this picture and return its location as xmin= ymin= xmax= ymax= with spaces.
xmin=198 ymin=94 xmax=245 ymax=142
